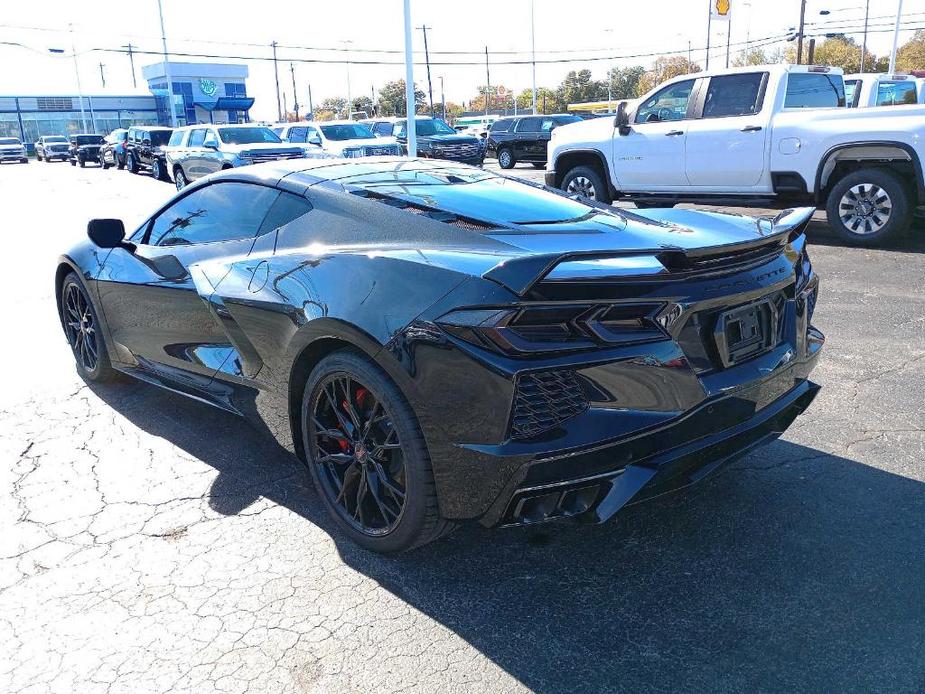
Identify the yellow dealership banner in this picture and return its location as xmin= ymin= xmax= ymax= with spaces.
xmin=711 ymin=0 xmax=731 ymax=21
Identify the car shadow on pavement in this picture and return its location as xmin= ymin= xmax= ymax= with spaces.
xmin=88 ymin=379 xmax=925 ymax=692
xmin=806 ymin=218 xmax=925 ymax=253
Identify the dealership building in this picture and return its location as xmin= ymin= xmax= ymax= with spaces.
xmin=0 ymin=61 xmax=253 ymax=148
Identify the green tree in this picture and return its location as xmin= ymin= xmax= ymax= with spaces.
xmin=556 ymin=69 xmax=607 ymax=106
xmin=785 ymin=35 xmax=887 ymax=73
xmin=637 ymin=56 xmax=701 ymax=94
xmin=606 ymin=65 xmax=646 ymax=99
xmin=349 ymin=96 xmax=373 ymax=117
xmin=469 ymin=85 xmax=515 ymax=113
xmin=515 ymin=87 xmax=562 ymax=113
xmin=896 ymin=30 xmax=925 ymax=72
xmin=318 ymin=97 xmax=346 ymax=118
xmin=377 ymin=80 xmax=426 ymax=116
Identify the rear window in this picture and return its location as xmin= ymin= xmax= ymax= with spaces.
xmin=784 ymin=73 xmax=846 ymax=108
xmin=150 ymin=130 xmax=172 ymax=146
xmin=876 ymin=81 xmax=918 ymax=106
xmin=490 ymin=119 xmax=514 ymax=132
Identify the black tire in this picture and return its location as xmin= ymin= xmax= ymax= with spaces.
xmin=561 ymin=164 xmax=612 ymax=204
xmin=301 ymin=349 xmax=451 ymax=553
xmin=126 ymin=153 xmax=138 ymax=174
xmin=78 ymin=157 xmax=85 ymax=168
xmin=825 ymin=167 xmax=911 ymax=247
xmin=70 ymin=159 xmax=76 ymax=167
xmin=497 ymin=147 xmax=515 ymax=169
xmin=531 ymin=162 xmax=545 ymax=169
xmin=152 ymin=158 xmax=166 ymax=181
xmin=36 ymin=151 xmax=43 ymax=161
xmin=20 ymin=158 xmax=28 ymax=164
xmin=60 ymin=273 xmax=118 ymax=383
xmin=100 ymin=155 xmax=110 ymax=169
xmin=174 ymin=167 xmax=188 ymax=190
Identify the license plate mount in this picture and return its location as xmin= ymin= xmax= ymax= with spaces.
xmin=714 ymin=297 xmax=779 ymax=368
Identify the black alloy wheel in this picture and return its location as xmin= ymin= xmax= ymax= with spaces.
xmin=302 ymin=350 xmax=450 ymax=552
xmin=60 ymin=273 xmax=117 ymax=382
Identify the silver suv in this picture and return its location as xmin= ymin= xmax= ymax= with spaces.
xmin=165 ymin=124 xmax=309 ymax=189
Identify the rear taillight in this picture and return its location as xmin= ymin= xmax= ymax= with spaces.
xmin=437 ymin=303 xmax=667 ymax=356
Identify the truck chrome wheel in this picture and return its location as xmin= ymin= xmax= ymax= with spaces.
xmin=839 ymin=184 xmax=892 ymax=235
xmin=566 ymin=175 xmax=597 ymax=199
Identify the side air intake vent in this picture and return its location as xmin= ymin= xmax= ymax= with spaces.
xmin=510 ymin=370 xmax=589 ymax=440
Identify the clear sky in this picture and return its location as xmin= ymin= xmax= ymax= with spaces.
xmin=0 ymin=0 xmax=920 ymax=120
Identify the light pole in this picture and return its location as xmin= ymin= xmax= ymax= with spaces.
xmin=271 ymin=41 xmax=282 ymax=121
xmin=439 ymin=76 xmax=445 ymax=120
xmin=888 ymin=0 xmax=904 ymax=74
xmin=155 ymin=0 xmax=177 ymax=127
xmin=402 ymin=0 xmax=417 ymax=156
xmin=530 ymin=0 xmax=537 ymax=115
xmin=58 ymin=25 xmax=88 ymax=132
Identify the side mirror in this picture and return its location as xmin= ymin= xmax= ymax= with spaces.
xmin=87 ymin=219 xmax=127 ymax=249
xmin=615 ymin=102 xmax=631 ymax=136
xmin=307 ymin=136 xmax=322 ymax=146
xmin=204 ymin=140 xmax=218 ymax=150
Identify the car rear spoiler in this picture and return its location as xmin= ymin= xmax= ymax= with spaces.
xmin=481 ymin=207 xmax=815 ymax=296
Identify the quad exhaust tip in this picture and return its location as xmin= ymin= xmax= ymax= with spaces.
xmin=510 ymin=485 xmax=600 ymax=525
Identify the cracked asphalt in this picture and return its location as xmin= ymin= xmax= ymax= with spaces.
xmin=2 ymin=159 xmax=924 ymax=693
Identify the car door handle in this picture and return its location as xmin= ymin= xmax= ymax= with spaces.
xmin=741 ymin=125 xmax=763 ymax=132
xmin=665 ymin=130 xmax=684 ymax=137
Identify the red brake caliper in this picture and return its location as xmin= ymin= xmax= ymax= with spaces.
xmin=335 ymin=387 xmax=368 ymax=453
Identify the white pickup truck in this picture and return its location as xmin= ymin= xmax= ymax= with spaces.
xmin=546 ymin=64 xmax=925 ymax=245
xmin=844 ymin=72 xmax=924 ymax=108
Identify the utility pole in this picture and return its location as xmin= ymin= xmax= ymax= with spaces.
xmin=271 ymin=41 xmax=282 ymax=122
xmin=860 ymin=0 xmax=870 ymax=72
xmin=796 ymin=0 xmax=807 ymax=64
xmin=290 ymin=63 xmax=299 ymax=120
xmin=402 ymin=0 xmax=417 ymax=156
xmin=417 ymin=26 xmax=435 ymax=117
xmin=307 ymin=83 xmax=313 ymax=118
xmin=530 ymin=0 xmax=537 ymax=114
xmin=99 ymin=62 xmax=106 ymax=88
xmin=122 ymin=43 xmax=137 ymax=88
xmin=68 ymin=24 xmax=88 ymax=132
xmin=371 ymin=85 xmax=376 ymax=116
xmin=484 ymin=46 xmax=491 ymax=117
xmin=155 ymin=0 xmax=177 ymax=127
xmin=807 ymin=38 xmax=816 ymax=64
xmin=342 ymin=40 xmax=353 ymax=119
xmin=705 ymin=0 xmax=713 ymax=70
xmin=439 ymin=76 xmax=445 ymax=120
xmin=888 ymin=0 xmax=904 ymax=74
xmin=725 ymin=18 xmax=732 ymax=68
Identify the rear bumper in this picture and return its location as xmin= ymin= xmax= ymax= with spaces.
xmin=471 ymin=327 xmax=824 ymax=527
xmin=497 ymin=377 xmax=820 ymax=527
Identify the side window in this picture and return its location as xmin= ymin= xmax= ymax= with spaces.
xmin=876 ymin=81 xmax=917 ymax=106
xmin=375 ymin=122 xmax=393 ymax=136
xmin=258 ymin=191 xmax=314 ymax=234
xmin=490 ymin=119 xmax=512 ymax=132
xmin=516 ymin=117 xmax=541 ymax=133
xmin=188 ymin=129 xmax=206 ymax=148
xmin=702 ymin=73 xmax=765 ymax=118
xmin=147 ymin=183 xmax=280 ymax=247
xmin=168 ymin=130 xmax=184 ymax=146
xmin=288 ymin=126 xmax=308 ymax=143
xmin=540 ymin=118 xmax=556 ymax=131
xmin=202 ymin=129 xmax=219 ymax=147
xmin=142 ymin=131 xmax=151 ymax=145
xmin=395 ymin=122 xmax=407 ymax=138
xmin=784 ymin=73 xmax=845 ymax=108
xmin=635 ymin=79 xmax=696 ymax=123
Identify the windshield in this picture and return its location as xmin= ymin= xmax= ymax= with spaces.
xmin=320 ymin=123 xmax=376 ymax=141
xmin=403 ymin=119 xmax=457 ymax=136
xmin=217 ymin=127 xmax=281 ymax=145
xmin=150 ymin=130 xmax=172 ymax=146
xmin=0 ymin=138 xmax=21 ymax=145
xmin=75 ymin=135 xmax=104 ymax=145
xmin=45 ymin=136 xmax=68 ymax=143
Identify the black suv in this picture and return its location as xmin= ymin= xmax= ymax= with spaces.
xmin=125 ymin=126 xmax=173 ymax=180
xmin=68 ymin=134 xmax=105 ymax=167
xmin=487 ymin=114 xmax=581 ymax=169
xmin=365 ymin=117 xmax=484 ymax=166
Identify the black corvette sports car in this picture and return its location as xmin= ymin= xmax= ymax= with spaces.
xmin=57 ymin=158 xmax=823 ymax=552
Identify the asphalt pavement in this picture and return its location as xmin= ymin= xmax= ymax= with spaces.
xmin=1 ymin=159 xmax=923 ymax=693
